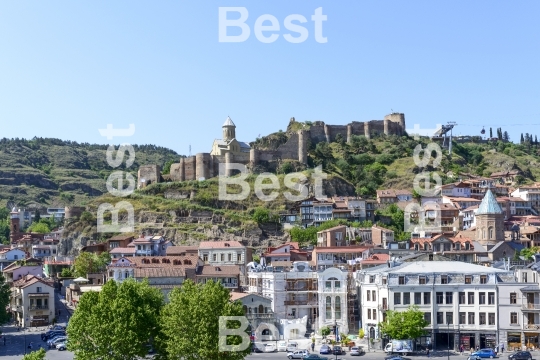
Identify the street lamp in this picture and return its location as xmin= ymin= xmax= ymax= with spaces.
xmin=334 ymin=320 xmax=338 ymax=360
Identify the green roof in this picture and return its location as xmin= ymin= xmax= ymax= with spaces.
xmin=477 ymin=189 xmax=503 ymax=215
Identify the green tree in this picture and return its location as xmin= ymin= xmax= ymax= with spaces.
xmin=0 ymin=272 xmax=10 ymax=324
xmin=27 ymin=222 xmax=50 ymax=234
xmin=159 ymin=279 xmax=251 ymax=360
xmin=33 ymin=209 xmax=41 ymax=223
xmin=67 ymin=279 xmax=163 ymax=360
xmin=162 ymin=160 xmax=175 ymax=175
xmin=379 ymin=305 xmax=428 ymax=340
xmin=60 ymin=268 xmax=73 ymax=277
xmin=252 ymin=207 xmax=270 ymax=224
xmin=73 ymin=252 xmax=111 ymax=277
xmin=321 ymin=326 xmax=331 ymax=338
xmin=22 ymin=348 xmax=46 ymax=360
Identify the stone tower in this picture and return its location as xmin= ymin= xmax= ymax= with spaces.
xmin=475 ymin=189 xmax=504 ymax=246
xmin=10 ymin=208 xmax=20 ymax=242
xmin=222 ymin=116 xmax=236 ymax=141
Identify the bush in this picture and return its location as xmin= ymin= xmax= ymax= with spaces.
xmin=252 ymin=207 xmax=270 ymax=224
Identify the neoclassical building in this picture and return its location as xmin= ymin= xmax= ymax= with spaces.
xmin=318 ymin=267 xmax=349 ymax=336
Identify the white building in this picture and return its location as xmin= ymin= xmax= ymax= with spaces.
xmin=198 ymin=241 xmax=250 ymax=284
xmin=10 ymin=275 xmax=56 ymax=327
xmin=512 ymin=185 xmax=540 ymax=211
xmin=247 ymin=261 xmax=349 ymax=339
xmin=356 ymin=260 xmax=523 ymax=351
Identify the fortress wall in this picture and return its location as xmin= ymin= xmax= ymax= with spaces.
xmin=384 ymin=113 xmax=406 ymax=130
xmin=196 ymin=153 xmax=212 ymax=180
xmin=259 ymin=150 xmax=279 ymax=162
xmin=350 ymin=121 xmax=366 ymax=137
xmin=309 ymin=122 xmax=327 ymax=144
xmin=275 ymin=132 xmax=300 ymax=160
xmin=325 ymin=125 xmax=348 ymax=142
xmin=170 ymin=159 xmax=185 ymax=181
xmin=138 ymin=165 xmax=161 ymax=187
xmin=212 ymin=155 xmax=225 ymax=176
xmin=387 ymin=121 xmax=402 ymax=136
xmin=184 ymin=156 xmax=196 ymax=180
xmin=370 ymin=120 xmax=385 ymax=136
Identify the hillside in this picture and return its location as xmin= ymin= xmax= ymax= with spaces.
xmin=0 ymin=137 xmax=179 ymax=209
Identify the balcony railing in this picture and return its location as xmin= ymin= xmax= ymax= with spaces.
xmin=525 ymin=324 xmax=540 ymax=330
xmin=29 ymin=305 xmax=49 ymax=310
xmin=11 ymin=305 xmax=22 ymax=312
xmin=222 ymin=283 xmax=238 ymax=288
xmin=246 ymin=313 xmax=275 ymax=320
xmin=285 ymin=286 xmax=317 ymax=291
xmin=523 ymin=304 xmax=540 ymax=310
xmin=284 ymin=300 xmax=317 ymax=306
xmin=379 ymin=304 xmax=388 ymax=311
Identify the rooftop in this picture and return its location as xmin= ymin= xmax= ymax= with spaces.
xmin=364 ymin=261 xmax=507 ymax=274
xmin=477 ymin=189 xmax=503 ymax=215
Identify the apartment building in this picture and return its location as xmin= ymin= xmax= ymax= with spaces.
xmin=10 ymin=275 xmax=55 ymax=327
xmin=356 ymin=260 xmax=521 ymax=351
xmin=512 ymin=185 xmax=540 ymax=215
xmin=377 ymin=189 xmax=413 ymax=204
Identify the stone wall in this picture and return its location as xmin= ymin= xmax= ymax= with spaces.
xmin=137 ymin=165 xmax=161 ymax=188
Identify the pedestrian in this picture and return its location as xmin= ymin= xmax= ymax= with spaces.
xmin=427 ymin=348 xmax=430 ymax=358
xmin=460 ymin=344 xmax=464 ymax=355
xmin=311 ymin=342 xmax=315 ymax=352
xmin=501 ymin=344 xmax=504 ymax=353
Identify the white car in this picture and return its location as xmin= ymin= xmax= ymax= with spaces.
xmin=277 ymin=340 xmax=288 ymax=352
xmin=264 ymin=343 xmax=276 ymax=352
xmin=287 ymin=349 xmax=310 ymax=359
xmin=286 ymin=341 xmax=298 ymax=352
xmin=56 ymin=342 xmax=67 ymax=351
xmin=350 ymin=346 xmax=365 ymax=356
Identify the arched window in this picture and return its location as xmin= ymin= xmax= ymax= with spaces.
xmin=326 ymin=296 xmax=332 ymax=319
xmin=335 ymin=296 xmax=341 ymax=320
xmin=489 ymin=227 xmax=494 ymax=239
xmin=243 ymin=305 xmax=247 ymax=314
xmin=259 ymin=305 xmax=264 ymax=313
xmin=124 ymin=271 xmax=129 ymax=279
xmin=482 ymin=229 xmax=486 ymax=238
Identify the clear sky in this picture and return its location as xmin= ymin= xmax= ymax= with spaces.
xmin=1 ymin=1 xmax=539 ymax=155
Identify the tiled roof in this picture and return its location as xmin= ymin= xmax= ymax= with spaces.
xmin=477 ymin=189 xmax=503 ymax=215
xmin=196 ymin=265 xmax=240 ymax=276
xmin=110 ymin=255 xmax=200 ymax=269
xmin=314 ymin=246 xmax=368 ymax=254
xmin=198 ymin=241 xmax=244 ymax=249
xmin=133 ymin=268 xmax=186 ymax=278
xmin=230 ymin=292 xmax=250 ymax=301
xmin=12 ymin=275 xmax=54 ymax=289
xmin=223 ymin=116 xmax=235 ymax=127
xmin=166 ymin=246 xmax=198 ymax=255
xmin=109 ymin=247 xmax=136 ymax=254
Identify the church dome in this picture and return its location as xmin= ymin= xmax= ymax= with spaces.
xmin=476 ymin=189 xmax=502 ymax=215
xmin=223 ymin=116 xmax=235 ymax=127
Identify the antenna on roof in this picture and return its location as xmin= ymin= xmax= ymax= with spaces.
xmin=189 ymin=145 xmax=191 ymax=157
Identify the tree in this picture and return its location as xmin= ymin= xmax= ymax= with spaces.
xmin=321 ymin=326 xmax=331 ymax=338
xmin=0 ymin=272 xmax=10 ymax=325
xmin=521 ymin=133 xmax=524 ymax=144
xmin=67 ymin=279 xmax=163 ymax=360
xmin=23 ymin=348 xmax=46 ymax=360
xmin=358 ymin=328 xmax=365 ymax=339
xmin=489 ymin=128 xmax=492 ymax=138
xmin=73 ymin=252 xmax=111 ymax=278
xmin=159 ymin=279 xmax=251 ymax=360
xmin=27 ymin=222 xmax=50 ymax=234
xmin=379 ymin=305 xmax=428 ymax=340
xmin=162 ymin=160 xmax=175 ymax=175
xmin=60 ymin=268 xmax=73 ymax=277
xmin=503 ymin=131 xmax=510 ymax=142
xmin=252 ymin=207 xmax=270 ymax=224
xmin=33 ymin=209 xmax=41 ymax=223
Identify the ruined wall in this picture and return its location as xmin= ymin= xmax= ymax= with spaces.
xmin=325 ymin=125 xmax=348 ymax=142
xmin=137 ymin=165 xmax=161 ymax=188
xmin=309 ymin=121 xmax=327 ymax=144
xmin=275 ymin=132 xmax=300 ymax=161
xmin=169 ymin=158 xmax=185 ymax=181
xmin=184 ymin=156 xmax=196 ymax=181
xmin=195 ymin=153 xmax=213 ymax=180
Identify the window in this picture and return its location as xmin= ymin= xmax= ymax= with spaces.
xmin=367 ymin=309 xmax=371 ymax=319
xmin=372 ymin=308 xmax=376 ymax=320
xmin=468 ymin=292 xmax=475 ymax=304
xmin=419 ymin=276 xmax=426 ymax=284
xmin=367 ymin=291 xmax=371 ymax=301
xmin=488 ymin=292 xmax=495 ymax=305
xmin=399 ymin=276 xmax=405 ymax=285
xmin=220 ymin=254 xmax=224 ymax=261
xmin=382 ymin=277 xmax=387 ymax=285
xmin=404 ymin=293 xmax=410 ymax=305
xmin=468 ymin=312 xmax=475 ymax=324
xmin=446 ymin=312 xmax=453 ymax=324
xmin=326 ymin=281 xmax=331 ymax=289
xmin=369 ymin=275 xmax=375 ymax=283
xmin=326 ymin=297 xmax=332 ymax=319
xmin=510 ymin=312 xmax=518 ymax=325
xmin=479 ymin=312 xmax=486 ymax=325
xmin=465 ymin=276 xmax=472 ymax=284
xmin=424 ymin=292 xmax=431 ymax=304
xmin=394 ymin=293 xmax=401 ymax=305
xmin=437 ymin=312 xmax=444 ymax=324
xmin=446 ymin=292 xmax=453 ymax=304
xmin=459 ymin=312 xmax=466 ymax=324
xmin=479 ymin=292 xmax=486 ymax=304
xmin=480 ymin=275 xmax=487 ymax=284
xmin=441 ymin=275 xmax=448 ymax=284
xmin=424 ymin=312 xmax=431 ymax=325
xmin=228 ymin=253 xmax=232 ymax=261
xmin=510 ymin=293 xmax=517 ymax=304
xmin=36 ymin=287 xmax=42 ymax=293
xmin=523 ymin=272 xmax=528 ymax=283
xmin=459 ymin=292 xmax=466 ymax=304
xmin=414 ymin=292 xmax=422 ymax=305
xmin=488 ymin=313 xmax=495 ymax=325
xmin=436 ymin=292 xmax=444 ymax=304
xmin=372 ymin=290 xmax=376 ymax=301
xmin=213 ymin=254 xmax=217 ymax=262
xmin=335 ymin=281 xmax=341 ymax=289
xmin=335 ymin=297 xmax=341 ymax=320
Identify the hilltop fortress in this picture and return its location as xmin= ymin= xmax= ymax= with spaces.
xmin=137 ymin=113 xmax=405 ymax=187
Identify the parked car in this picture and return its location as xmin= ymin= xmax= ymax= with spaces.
xmin=264 ymin=343 xmax=276 ymax=352
xmin=278 ymin=340 xmax=288 ymax=352
xmin=508 ymin=352 xmax=532 ymax=360
xmin=47 ymin=336 xmax=66 ymax=345
xmin=350 ymin=346 xmax=365 ymax=356
xmin=287 ymin=341 xmax=299 ymax=352
xmin=385 ymin=356 xmax=404 ymax=360
xmin=287 ymin=349 xmax=309 ymax=359
xmin=333 ymin=345 xmax=345 ymax=355
xmin=320 ymin=344 xmax=331 ymax=354
xmin=49 ymin=337 xmax=67 ymax=348
xmin=303 ymin=355 xmax=329 ymax=360
xmin=43 ymin=331 xmax=65 ymax=340
xmin=56 ymin=342 xmax=67 ymax=351
xmin=468 ymin=349 xmax=497 ymax=360
xmin=252 ymin=343 xmax=263 ymax=353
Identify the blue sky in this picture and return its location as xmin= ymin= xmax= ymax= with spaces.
xmin=1 ymin=1 xmax=539 ymax=155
